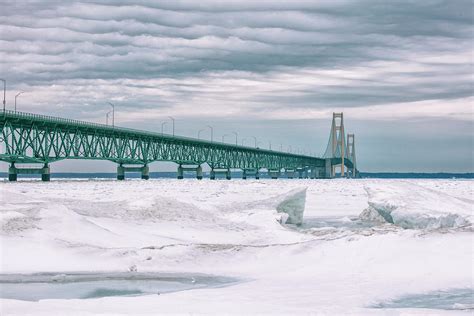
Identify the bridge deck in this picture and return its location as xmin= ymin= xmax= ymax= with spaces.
xmin=1 ymin=110 xmax=339 ymax=171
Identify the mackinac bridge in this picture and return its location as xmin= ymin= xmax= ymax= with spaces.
xmin=0 ymin=110 xmax=357 ymax=181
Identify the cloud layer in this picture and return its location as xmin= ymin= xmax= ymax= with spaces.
xmin=0 ymin=0 xmax=472 ymax=171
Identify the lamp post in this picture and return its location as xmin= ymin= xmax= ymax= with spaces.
xmin=198 ymin=129 xmax=205 ymax=139
xmin=168 ymin=116 xmax=175 ymax=136
xmin=207 ymin=125 xmax=213 ymax=142
xmin=107 ymin=102 xmax=115 ymax=127
xmin=232 ymin=132 xmax=238 ymax=145
xmin=251 ymin=136 xmax=257 ymax=148
xmin=241 ymin=138 xmax=247 ymax=146
xmin=106 ymin=110 xmax=112 ymax=125
xmin=268 ymin=141 xmax=272 ymax=150
xmin=0 ymin=79 xmax=6 ymax=112
xmin=161 ymin=121 xmax=167 ymax=135
xmin=14 ymin=91 xmax=24 ymax=112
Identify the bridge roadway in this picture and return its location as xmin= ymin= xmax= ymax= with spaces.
xmin=0 ymin=110 xmax=355 ymax=181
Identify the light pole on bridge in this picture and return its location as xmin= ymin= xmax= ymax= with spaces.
xmin=107 ymin=102 xmax=115 ymax=127
xmin=206 ymin=125 xmax=213 ymax=142
xmin=241 ymin=138 xmax=247 ymax=146
xmin=0 ymin=79 xmax=5 ymax=112
xmin=161 ymin=121 xmax=167 ymax=135
xmin=251 ymin=136 xmax=257 ymax=148
xmin=14 ymin=91 xmax=25 ymax=112
xmin=198 ymin=129 xmax=205 ymax=139
xmin=222 ymin=134 xmax=229 ymax=143
xmin=232 ymin=132 xmax=238 ymax=145
xmin=106 ymin=110 xmax=112 ymax=125
xmin=168 ymin=116 xmax=175 ymax=136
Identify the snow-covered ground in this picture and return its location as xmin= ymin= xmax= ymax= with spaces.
xmin=0 ymin=179 xmax=472 ymax=315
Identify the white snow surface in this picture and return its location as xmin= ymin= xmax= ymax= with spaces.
xmin=0 ymin=178 xmax=473 ymax=315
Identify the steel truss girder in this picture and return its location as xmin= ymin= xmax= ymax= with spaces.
xmin=0 ymin=111 xmax=325 ymax=170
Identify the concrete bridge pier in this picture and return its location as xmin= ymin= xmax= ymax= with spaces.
xmin=242 ymin=168 xmax=259 ymax=179
xmin=268 ymin=169 xmax=281 ymax=179
xmin=210 ymin=168 xmax=231 ymax=180
xmin=8 ymin=163 xmax=17 ymax=181
xmin=285 ymin=169 xmax=295 ymax=179
xmin=310 ymin=167 xmax=324 ymax=179
xmin=297 ymin=168 xmax=308 ymax=179
xmin=325 ymin=159 xmax=332 ymax=179
xmin=41 ymin=164 xmax=51 ymax=181
xmin=117 ymin=164 xmax=149 ymax=180
xmin=141 ymin=165 xmax=150 ymax=180
xmin=8 ymin=163 xmax=50 ymax=181
xmin=177 ymin=165 xmax=203 ymax=180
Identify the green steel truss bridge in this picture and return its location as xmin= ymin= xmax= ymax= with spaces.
xmin=0 ymin=110 xmax=357 ymax=181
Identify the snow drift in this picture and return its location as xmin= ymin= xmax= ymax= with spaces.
xmin=227 ymin=187 xmax=307 ymax=225
xmin=360 ymin=182 xmax=473 ymax=229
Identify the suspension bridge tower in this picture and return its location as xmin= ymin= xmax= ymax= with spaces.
xmin=346 ymin=133 xmax=357 ymax=177
xmin=323 ymin=112 xmax=346 ymax=177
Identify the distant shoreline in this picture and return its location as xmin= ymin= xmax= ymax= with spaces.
xmin=0 ymin=172 xmax=472 ymax=179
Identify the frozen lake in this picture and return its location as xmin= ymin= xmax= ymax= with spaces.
xmin=0 ymin=179 xmax=472 ymax=314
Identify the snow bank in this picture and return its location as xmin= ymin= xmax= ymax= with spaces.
xmin=360 ymin=182 xmax=473 ymax=229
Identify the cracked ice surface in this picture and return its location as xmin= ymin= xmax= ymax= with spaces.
xmin=0 ymin=179 xmax=473 ymax=315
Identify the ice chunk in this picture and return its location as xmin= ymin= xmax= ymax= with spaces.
xmin=361 ymin=182 xmax=473 ymax=229
xmin=276 ymin=188 xmax=307 ymax=225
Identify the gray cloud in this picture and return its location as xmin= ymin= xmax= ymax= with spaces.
xmin=0 ymin=0 xmax=472 ymax=172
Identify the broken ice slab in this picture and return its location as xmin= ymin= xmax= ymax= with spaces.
xmin=276 ymin=188 xmax=307 ymax=225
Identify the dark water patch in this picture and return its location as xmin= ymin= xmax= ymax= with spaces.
xmin=0 ymin=272 xmax=238 ymax=301
xmin=372 ymin=288 xmax=473 ymax=310
xmin=300 ymin=216 xmax=377 ymax=230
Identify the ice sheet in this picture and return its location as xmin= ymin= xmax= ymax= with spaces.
xmin=0 ymin=179 xmax=472 ymax=314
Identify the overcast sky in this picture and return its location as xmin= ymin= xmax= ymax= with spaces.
xmin=1 ymin=0 xmax=473 ymax=172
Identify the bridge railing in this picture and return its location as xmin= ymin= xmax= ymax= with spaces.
xmin=1 ymin=110 xmax=317 ymax=160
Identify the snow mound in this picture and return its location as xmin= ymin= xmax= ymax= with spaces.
xmin=221 ymin=187 xmax=307 ymax=225
xmin=69 ymin=196 xmax=210 ymax=222
xmin=360 ymin=182 xmax=473 ymax=229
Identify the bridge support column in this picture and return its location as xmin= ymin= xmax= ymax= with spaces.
xmin=196 ymin=165 xmax=203 ymax=180
xmin=141 ymin=165 xmax=149 ymax=180
xmin=177 ymin=164 xmax=202 ymax=179
xmin=268 ymin=169 xmax=281 ymax=179
xmin=117 ymin=164 xmax=149 ymax=180
xmin=210 ymin=168 xmax=231 ymax=180
xmin=285 ymin=169 xmax=295 ymax=179
xmin=177 ymin=165 xmax=184 ymax=179
xmin=297 ymin=168 xmax=307 ymax=179
xmin=8 ymin=163 xmax=50 ymax=181
xmin=8 ymin=163 xmax=17 ymax=181
xmin=41 ymin=164 xmax=50 ymax=182
xmin=242 ymin=168 xmax=259 ymax=180
xmin=325 ymin=159 xmax=332 ymax=179
xmin=117 ymin=164 xmax=125 ymax=180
